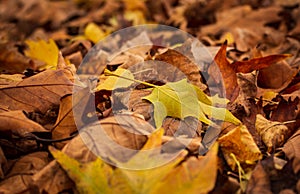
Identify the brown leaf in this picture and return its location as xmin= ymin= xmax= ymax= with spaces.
xmin=0 ymin=69 xmax=73 ymax=114
xmin=257 ymin=61 xmax=297 ymax=89
xmin=282 ymin=129 xmax=300 ymax=173
xmin=52 ymin=95 xmax=77 ymax=149
xmin=78 ymin=114 xmax=155 ymax=163
xmin=0 ymin=147 xmax=7 ymax=179
xmin=210 ymin=41 xmax=240 ymax=101
xmin=5 ymin=152 xmax=49 ymax=178
xmin=0 ymin=43 xmax=32 ymax=74
xmin=256 ymin=114 xmax=291 ymax=152
xmin=32 ymin=161 xmax=75 ymax=193
xmin=246 ymin=162 xmax=272 ymax=194
xmin=154 ymin=49 xmax=207 ymax=90
xmin=128 ymin=89 xmax=152 ymax=121
xmin=232 ymin=54 xmax=291 ymax=73
xmin=0 ymin=175 xmax=38 ymax=194
xmin=0 ymin=110 xmax=47 ymax=137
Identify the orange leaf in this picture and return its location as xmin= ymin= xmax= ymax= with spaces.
xmin=232 ymin=54 xmax=292 ymax=73
xmin=212 ymin=41 xmax=239 ymax=102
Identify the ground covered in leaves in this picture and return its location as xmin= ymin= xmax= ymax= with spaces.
xmin=0 ymin=0 xmax=300 ymax=193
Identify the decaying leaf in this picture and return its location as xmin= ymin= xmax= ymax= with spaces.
xmin=218 ymin=125 xmax=262 ymax=171
xmin=0 ymin=175 xmax=38 ymax=194
xmin=0 ymin=110 xmax=47 ymax=137
xmin=0 ymin=69 xmax=73 ymax=114
xmin=246 ymin=162 xmax=272 ymax=194
xmin=52 ymin=95 xmax=77 ymax=148
xmin=25 ymin=39 xmax=59 ymax=70
xmin=282 ymin=129 xmax=300 ymax=173
xmin=255 ymin=114 xmax=291 ymax=152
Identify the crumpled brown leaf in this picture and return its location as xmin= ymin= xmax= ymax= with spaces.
xmin=0 ymin=174 xmax=38 ymax=194
xmin=0 ymin=110 xmax=47 ymax=137
xmin=0 ymin=69 xmax=73 ymax=114
xmin=0 ymin=147 xmax=7 ymax=179
xmin=282 ymin=129 xmax=300 ymax=174
xmin=0 ymin=152 xmax=49 ymax=193
xmin=256 ymin=114 xmax=291 ymax=152
xmin=246 ymin=162 xmax=272 ymax=194
xmin=0 ymin=43 xmax=32 ymax=74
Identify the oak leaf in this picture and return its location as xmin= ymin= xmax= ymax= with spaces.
xmin=255 ymin=114 xmax=290 ymax=152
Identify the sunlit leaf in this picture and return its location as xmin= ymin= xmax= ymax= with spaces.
xmin=84 ymin=23 xmax=108 ymax=44
xmin=95 ymin=68 xmax=135 ymax=91
xmin=24 ymin=39 xmax=59 ymax=70
xmin=218 ymin=125 xmax=262 ymax=171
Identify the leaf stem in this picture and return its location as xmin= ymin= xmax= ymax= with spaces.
xmin=104 ymin=70 xmax=158 ymax=88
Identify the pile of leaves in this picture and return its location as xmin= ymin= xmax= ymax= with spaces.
xmin=0 ymin=0 xmax=300 ymax=193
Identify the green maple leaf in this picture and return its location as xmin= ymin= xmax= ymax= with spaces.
xmin=142 ymin=79 xmax=241 ymax=128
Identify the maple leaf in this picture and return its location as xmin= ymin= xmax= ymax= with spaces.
xmin=24 ymin=39 xmax=59 ymax=70
xmin=142 ymin=79 xmax=241 ymax=128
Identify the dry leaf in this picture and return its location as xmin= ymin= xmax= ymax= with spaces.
xmin=0 ymin=43 xmax=32 ymax=74
xmin=0 ymin=147 xmax=7 ymax=179
xmin=218 ymin=125 xmax=262 ymax=171
xmin=0 ymin=69 xmax=73 ymax=114
xmin=154 ymin=49 xmax=207 ymax=90
xmin=0 ymin=175 xmax=38 ymax=194
xmin=5 ymin=152 xmax=49 ymax=178
xmin=209 ymin=41 xmax=239 ymax=102
xmin=282 ymin=129 xmax=300 ymax=173
xmin=25 ymin=39 xmax=59 ymax=70
xmin=246 ymin=162 xmax=272 ymax=194
xmin=256 ymin=114 xmax=291 ymax=152
xmin=52 ymin=95 xmax=77 ymax=149
xmin=0 ymin=110 xmax=47 ymax=137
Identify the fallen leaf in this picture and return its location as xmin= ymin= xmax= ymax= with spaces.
xmin=0 ymin=175 xmax=38 ymax=194
xmin=143 ymin=79 xmax=240 ymax=128
xmin=0 ymin=43 xmax=32 ymax=74
xmin=150 ymin=143 xmax=219 ymax=194
xmin=209 ymin=41 xmax=240 ymax=102
xmin=25 ymin=39 xmax=59 ymax=70
xmin=154 ymin=49 xmax=207 ymax=90
xmin=84 ymin=22 xmax=108 ymax=44
xmin=50 ymin=147 xmax=134 ymax=194
xmin=282 ymin=129 xmax=300 ymax=173
xmin=32 ymin=160 xmax=75 ymax=193
xmin=5 ymin=152 xmax=49 ymax=178
xmin=232 ymin=54 xmax=292 ymax=73
xmin=0 ymin=110 xmax=47 ymax=137
xmin=246 ymin=162 xmax=272 ymax=194
xmin=52 ymin=95 xmax=77 ymax=149
xmin=95 ymin=68 xmax=135 ymax=91
xmin=0 ymin=69 xmax=73 ymax=114
xmin=0 ymin=147 xmax=7 ymax=179
xmin=218 ymin=125 xmax=262 ymax=171
xmin=256 ymin=114 xmax=291 ymax=152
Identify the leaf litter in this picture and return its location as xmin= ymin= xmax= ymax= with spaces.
xmin=0 ymin=0 xmax=300 ymax=194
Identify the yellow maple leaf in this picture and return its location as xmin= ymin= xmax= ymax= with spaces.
xmin=25 ymin=39 xmax=59 ymax=70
